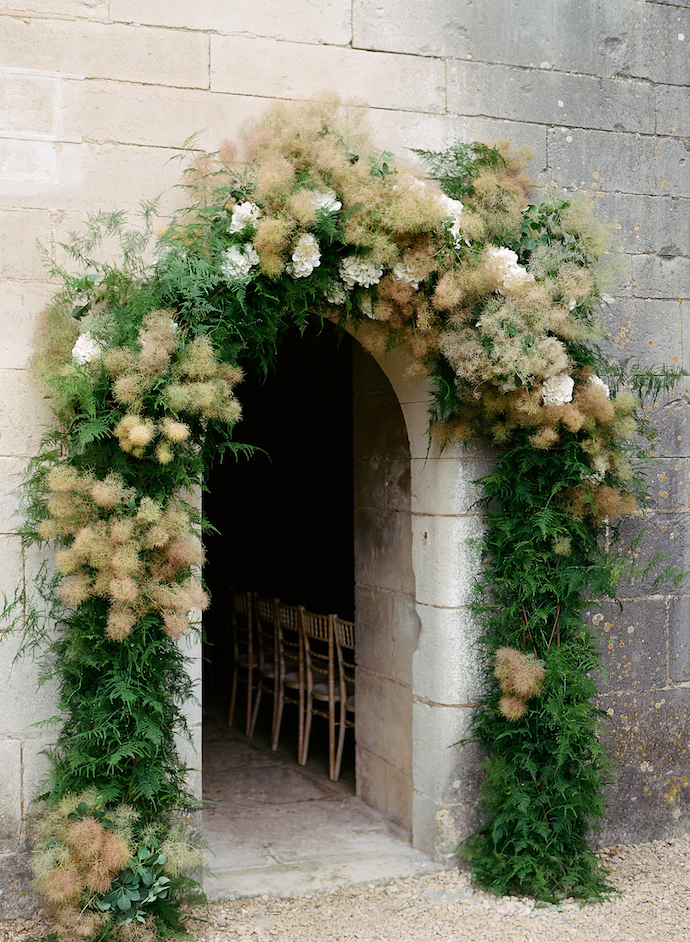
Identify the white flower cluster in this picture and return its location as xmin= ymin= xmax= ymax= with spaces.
xmin=437 ymin=193 xmax=465 ymax=246
xmin=72 ymin=332 xmax=103 ymax=365
xmin=486 ymin=246 xmax=534 ymax=292
xmin=392 ymin=255 xmax=422 ymax=289
xmin=589 ymin=374 xmax=610 ymax=398
xmin=542 ymin=373 xmax=574 ymax=406
xmin=228 ymin=202 xmax=261 ymax=234
xmin=286 ymin=233 xmax=321 ymax=279
xmin=310 ymin=189 xmax=342 ymax=214
xmin=339 ymin=255 xmax=383 ymax=289
xmin=221 ymin=244 xmax=260 ymax=281
xmin=325 ymin=282 xmax=348 ymax=305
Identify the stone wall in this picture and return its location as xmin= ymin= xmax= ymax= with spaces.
xmin=1 ymin=0 xmax=688 ymax=911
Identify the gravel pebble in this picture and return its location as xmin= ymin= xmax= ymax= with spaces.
xmin=2 ymin=835 xmax=688 ymax=942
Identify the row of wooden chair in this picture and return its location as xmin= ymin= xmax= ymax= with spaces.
xmin=226 ymin=590 xmax=355 ymax=781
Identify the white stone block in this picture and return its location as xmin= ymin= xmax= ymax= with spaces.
xmin=412 ymin=699 xmax=473 ymax=802
xmin=413 ymin=603 xmax=483 ymax=705
xmin=111 ymin=0 xmax=352 ymax=46
xmin=411 ymin=450 xmax=493 ymax=516
xmin=0 ymin=623 xmax=60 ymax=738
xmin=0 ymin=457 xmax=27 ymax=535
xmin=0 ymin=740 xmax=21 ymax=852
xmin=0 ymin=138 xmax=58 ymax=185
xmin=2 ymin=0 xmax=109 ymax=17
xmin=20 ymin=737 xmax=54 ymax=814
xmin=210 ymin=35 xmax=446 ymax=114
xmin=0 ymin=70 xmax=60 ymax=138
xmin=0 ymin=370 xmax=52 ymax=457
xmin=0 ymin=15 xmax=209 ymax=89
xmin=0 ymin=283 xmax=53 ymax=371
xmin=356 ymin=667 xmax=412 ymax=773
xmin=411 ymin=514 xmax=484 ymax=608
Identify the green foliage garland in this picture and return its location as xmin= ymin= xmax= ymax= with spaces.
xmin=6 ymin=99 xmax=682 ymax=934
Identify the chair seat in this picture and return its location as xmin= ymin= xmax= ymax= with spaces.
xmin=346 ymin=694 xmax=355 ymax=710
xmin=284 ymin=670 xmax=301 ymax=688
xmin=312 ymin=681 xmax=341 ymax=699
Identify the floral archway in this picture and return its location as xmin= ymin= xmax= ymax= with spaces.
xmin=10 ymin=99 xmax=680 ymax=937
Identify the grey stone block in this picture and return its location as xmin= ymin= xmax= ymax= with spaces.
xmin=355 ymin=584 xmax=396 ymax=680
xmin=0 ymin=850 xmax=37 ymax=917
xmin=668 ymin=593 xmax=690 ymax=682
xmin=597 ymin=193 xmax=690 ymax=258
xmin=596 ymin=685 xmax=690 ymax=845
xmin=547 ymin=128 xmax=690 ymax=198
xmin=645 ymin=395 xmax=690 ymax=458
xmin=601 ymin=297 xmax=683 ymax=366
xmin=413 ymin=603 xmax=483 ymax=706
xmin=411 ymin=787 xmax=482 ymax=861
xmin=448 ymin=59 xmax=655 ymax=133
xmin=356 ymin=668 xmax=413 ymax=773
xmin=391 ymin=591 xmax=421 ymax=688
xmin=412 ymin=700 xmax=476 ymax=803
xmin=354 ymin=506 xmax=415 ymax=595
xmin=587 ymin=597 xmax=668 ymax=693
xmin=631 ymin=254 xmax=690 ymax=300
xmin=642 ymin=458 xmax=690 ymax=513
xmin=657 ymin=84 xmax=690 ymax=138
xmin=0 ymin=740 xmax=21 ymax=853
xmin=614 ymin=512 xmax=690 ymax=598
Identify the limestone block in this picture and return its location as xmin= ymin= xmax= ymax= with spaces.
xmin=21 ymin=737 xmax=54 ymax=814
xmin=596 ymin=193 xmax=690 ymax=259
xmin=632 ymin=254 xmax=690 ymax=300
xmin=0 ymin=209 xmax=52 ymax=280
xmin=3 ymin=0 xmax=108 ymax=16
xmin=447 ymin=59 xmax=655 ymax=134
xmin=413 ymin=603 xmax=483 ymax=706
xmin=547 ymin=129 xmax=690 ymax=199
xmin=354 ymin=457 xmax=389 ymax=514
xmin=111 ymin=0 xmax=352 ymax=45
xmin=176 ymin=630 xmax=202 ymax=800
xmin=383 ymin=761 xmax=413 ymax=830
xmin=61 ymin=79 xmax=269 ymax=152
xmin=391 ymin=591 xmax=420 ymax=688
xmin=355 ymin=584 xmax=395 ymax=680
xmin=400 ymin=398 xmax=491 ymax=462
xmin=597 ymin=685 xmax=690 ymax=844
xmin=355 ymin=666 xmax=412 ymax=773
xmin=0 ymin=627 xmax=60 ymax=738
xmin=668 ymin=594 xmax=690 ymax=683
xmin=0 ymin=142 xmax=183 ymax=214
xmin=657 ymin=84 xmax=690 ymax=138
xmin=647 ymin=397 xmax=690 ymax=458
xmin=0 ymin=15 xmax=209 ymax=88
xmin=357 ymin=744 xmax=413 ymax=828
xmin=614 ymin=512 xmax=689 ymax=598
xmin=586 ymin=597 xmax=669 ymax=693
xmin=412 ymin=790 xmax=481 ymax=861
xmin=0 ymin=370 xmax=51 ymax=457
xmin=0 ymin=533 xmax=23 ymax=603
xmin=0 ymin=740 xmax=21 ymax=852
xmin=412 ymin=700 xmax=476 ymax=803
xmin=411 ymin=451 xmax=493 ymax=517
xmin=602 ymin=298 xmax=683 ymax=366
xmin=353 ymin=389 xmax=409 ymax=460
xmin=0 ymin=850 xmax=36 ymax=916
xmin=0 ymin=69 xmax=61 ymax=138
xmin=643 ymin=458 xmax=690 ymax=514
xmin=0 ymin=138 xmax=58 ymax=187
xmin=0 ymin=456 xmax=27 ymax=535
xmin=411 ymin=514 xmax=484 ymax=609
xmin=354 ymin=506 xmax=415 ymax=595
xmin=0 ymin=284 xmax=53 ymax=373
xmin=210 ymin=35 xmax=446 ymax=114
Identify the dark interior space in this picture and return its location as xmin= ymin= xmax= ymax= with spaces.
xmin=202 ymin=321 xmax=355 ymax=774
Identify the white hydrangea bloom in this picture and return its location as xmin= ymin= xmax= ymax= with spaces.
xmin=486 ymin=246 xmax=534 ymax=292
xmin=72 ymin=332 xmax=103 ymax=365
xmin=392 ymin=255 xmax=422 ymax=289
xmin=542 ymin=373 xmax=575 ymax=406
xmin=360 ymin=296 xmax=375 ymax=319
xmin=286 ymin=233 xmax=321 ymax=278
xmin=437 ymin=193 xmax=465 ymax=246
xmin=589 ymin=374 xmax=610 ymax=398
xmin=310 ymin=189 xmax=342 ymax=214
xmin=228 ymin=202 xmax=261 ymax=234
xmin=339 ymin=255 xmax=383 ymax=289
xmin=221 ymin=244 xmax=260 ymax=281
xmin=325 ymin=282 xmax=348 ymax=305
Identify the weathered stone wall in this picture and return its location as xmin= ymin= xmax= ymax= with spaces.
xmin=1 ymin=0 xmax=688 ymax=910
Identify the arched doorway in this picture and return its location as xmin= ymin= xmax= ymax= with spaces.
xmin=202 ymin=320 xmax=416 ymax=833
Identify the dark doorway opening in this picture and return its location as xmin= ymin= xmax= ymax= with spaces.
xmin=203 ymin=320 xmax=355 ymax=779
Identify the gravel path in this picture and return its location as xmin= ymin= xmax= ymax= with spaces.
xmin=2 ymin=835 xmax=688 ymax=942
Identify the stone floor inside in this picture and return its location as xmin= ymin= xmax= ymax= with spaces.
xmin=202 ymin=698 xmax=439 ymax=901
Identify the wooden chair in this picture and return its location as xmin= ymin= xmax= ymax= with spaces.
xmin=273 ymin=601 xmax=305 ymax=756
xmin=226 ymin=589 xmax=256 ymax=736
xmin=248 ymin=594 xmax=280 ymax=740
xmin=333 ymin=616 xmax=356 ymax=781
xmin=299 ymin=608 xmax=339 ymax=779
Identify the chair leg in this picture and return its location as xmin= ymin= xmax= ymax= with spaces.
xmin=328 ymin=698 xmax=336 ymax=781
xmin=248 ymin=678 xmax=262 ymax=738
xmin=269 ymin=683 xmax=280 ymax=751
xmin=227 ymin=664 xmax=238 ymax=727
xmin=300 ymin=696 xmax=312 ymax=767
xmin=244 ymin=666 xmax=253 ymax=737
xmin=271 ymin=688 xmax=284 ymax=751
xmin=334 ymin=705 xmax=346 ymax=782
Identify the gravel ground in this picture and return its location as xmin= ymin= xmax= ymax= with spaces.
xmin=2 ymin=835 xmax=688 ymax=942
